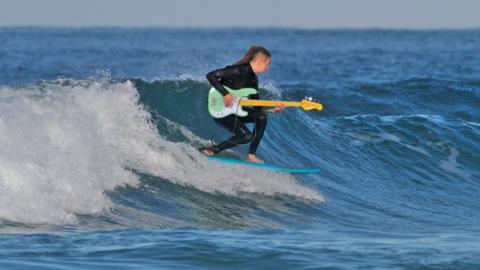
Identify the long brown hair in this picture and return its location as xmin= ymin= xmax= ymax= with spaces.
xmin=233 ymin=46 xmax=271 ymax=66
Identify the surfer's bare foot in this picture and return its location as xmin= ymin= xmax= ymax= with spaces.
xmin=247 ymin=154 xmax=262 ymax=163
xmin=202 ymin=148 xmax=215 ymax=156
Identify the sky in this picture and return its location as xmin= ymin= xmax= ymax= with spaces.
xmin=0 ymin=0 xmax=479 ymax=29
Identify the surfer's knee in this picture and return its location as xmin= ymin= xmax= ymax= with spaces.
xmin=240 ymin=133 xmax=254 ymax=144
xmin=235 ymin=125 xmax=253 ymax=144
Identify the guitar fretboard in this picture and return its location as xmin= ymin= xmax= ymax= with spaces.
xmin=239 ymin=100 xmax=301 ymax=107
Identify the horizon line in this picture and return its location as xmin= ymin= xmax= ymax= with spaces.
xmin=1 ymin=24 xmax=480 ymax=31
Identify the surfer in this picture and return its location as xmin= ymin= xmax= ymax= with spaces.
xmin=201 ymin=46 xmax=284 ymax=162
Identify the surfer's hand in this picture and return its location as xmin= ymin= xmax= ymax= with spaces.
xmin=224 ymin=93 xmax=235 ymax=107
xmin=273 ymin=104 xmax=285 ymax=112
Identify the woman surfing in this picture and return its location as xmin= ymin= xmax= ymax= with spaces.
xmin=200 ymin=46 xmax=284 ymax=163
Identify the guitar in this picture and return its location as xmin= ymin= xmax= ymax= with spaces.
xmin=207 ymin=86 xmax=323 ymax=118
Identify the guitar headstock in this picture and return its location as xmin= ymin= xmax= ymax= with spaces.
xmin=300 ymin=96 xmax=323 ymax=111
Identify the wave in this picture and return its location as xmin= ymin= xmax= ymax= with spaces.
xmin=0 ymin=76 xmax=478 ymax=232
xmin=0 ymin=78 xmax=322 ymax=226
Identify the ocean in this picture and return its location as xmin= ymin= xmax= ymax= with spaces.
xmin=0 ymin=27 xmax=479 ymax=269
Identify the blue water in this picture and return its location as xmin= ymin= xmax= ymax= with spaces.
xmin=0 ymin=27 xmax=479 ymax=269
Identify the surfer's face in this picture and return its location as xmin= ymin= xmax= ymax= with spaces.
xmin=259 ymin=57 xmax=271 ymax=73
xmin=252 ymin=54 xmax=271 ymax=74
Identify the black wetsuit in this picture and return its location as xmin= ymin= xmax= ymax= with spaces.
xmin=206 ymin=63 xmax=267 ymax=155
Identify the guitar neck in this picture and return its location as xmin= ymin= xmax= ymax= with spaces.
xmin=239 ymin=99 xmax=300 ymax=107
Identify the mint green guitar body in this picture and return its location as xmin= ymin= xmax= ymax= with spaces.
xmin=207 ymin=86 xmax=258 ymax=118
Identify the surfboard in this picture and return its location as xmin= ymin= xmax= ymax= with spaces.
xmin=207 ymin=156 xmax=320 ymax=174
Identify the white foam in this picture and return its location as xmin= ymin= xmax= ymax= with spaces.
xmin=147 ymin=74 xmax=206 ymax=84
xmin=260 ymin=80 xmax=282 ymax=97
xmin=0 ymin=79 xmax=322 ymax=225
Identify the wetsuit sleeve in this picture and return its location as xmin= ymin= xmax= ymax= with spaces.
xmin=206 ymin=65 xmax=242 ymax=96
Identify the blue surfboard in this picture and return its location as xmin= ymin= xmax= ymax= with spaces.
xmin=207 ymin=156 xmax=320 ymax=174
